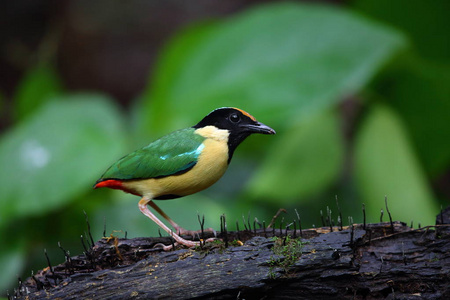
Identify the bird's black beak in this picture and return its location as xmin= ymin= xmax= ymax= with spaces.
xmin=241 ymin=121 xmax=276 ymax=135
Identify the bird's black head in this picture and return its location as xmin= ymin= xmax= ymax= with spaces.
xmin=193 ymin=107 xmax=275 ymax=161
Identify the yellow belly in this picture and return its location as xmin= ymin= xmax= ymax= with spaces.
xmin=123 ymin=137 xmax=229 ymax=199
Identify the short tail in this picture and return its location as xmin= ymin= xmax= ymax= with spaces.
xmin=93 ymin=179 xmax=124 ymax=190
xmin=93 ymin=179 xmax=140 ymax=196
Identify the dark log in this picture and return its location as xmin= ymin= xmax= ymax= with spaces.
xmin=12 ymin=207 xmax=450 ymax=300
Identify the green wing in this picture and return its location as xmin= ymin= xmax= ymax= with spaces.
xmin=99 ymin=128 xmax=205 ymax=180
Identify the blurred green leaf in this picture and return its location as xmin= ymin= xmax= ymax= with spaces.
xmin=144 ymin=2 xmax=407 ymax=134
xmin=352 ymin=0 xmax=450 ymax=62
xmin=0 ymin=94 xmax=126 ymax=226
xmin=143 ymin=21 xmax=218 ymax=133
xmin=354 ymin=104 xmax=438 ymax=225
xmin=0 ymin=236 xmax=25 ymax=293
xmin=14 ymin=64 xmax=63 ymax=121
xmin=351 ymin=0 xmax=450 ymax=177
xmin=246 ymin=110 xmax=344 ymax=204
xmin=376 ymin=58 xmax=450 ymax=177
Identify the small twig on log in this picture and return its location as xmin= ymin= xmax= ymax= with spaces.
xmin=385 ymin=196 xmax=394 ymax=233
xmin=267 ymin=208 xmax=286 ymax=228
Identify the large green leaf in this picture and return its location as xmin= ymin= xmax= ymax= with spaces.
xmin=354 ymin=104 xmax=438 ymax=225
xmin=0 ymin=95 xmax=126 ymax=225
xmin=375 ymin=58 xmax=450 ymax=177
xmin=245 ymin=110 xmax=344 ymax=203
xmin=351 ymin=0 xmax=450 ymax=177
xmin=14 ymin=64 xmax=63 ymax=121
xmin=143 ymin=2 xmax=407 ymax=134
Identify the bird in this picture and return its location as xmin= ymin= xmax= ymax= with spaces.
xmin=94 ymin=107 xmax=275 ymax=250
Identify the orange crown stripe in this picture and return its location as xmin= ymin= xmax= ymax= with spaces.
xmin=232 ymin=107 xmax=256 ymax=121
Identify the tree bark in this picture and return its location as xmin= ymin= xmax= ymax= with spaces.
xmin=13 ymin=207 xmax=450 ymax=300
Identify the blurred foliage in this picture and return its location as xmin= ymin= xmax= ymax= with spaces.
xmin=376 ymin=58 xmax=450 ymax=177
xmin=353 ymin=0 xmax=450 ymax=178
xmin=13 ymin=64 xmax=63 ymax=122
xmin=247 ymin=110 xmax=344 ymax=203
xmin=0 ymin=95 xmax=127 ymax=226
xmin=354 ymin=104 xmax=437 ymax=220
xmin=142 ymin=3 xmax=405 ymax=132
xmin=0 ymin=1 xmax=448 ymax=294
xmin=352 ymin=0 xmax=450 ymax=62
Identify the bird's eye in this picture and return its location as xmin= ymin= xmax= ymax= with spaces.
xmin=229 ymin=113 xmax=240 ymax=123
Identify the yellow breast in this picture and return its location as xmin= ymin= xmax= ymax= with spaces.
xmin=124 ymin=126 xmax=230 ymax=199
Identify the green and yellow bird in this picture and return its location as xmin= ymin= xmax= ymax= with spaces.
xmin=94 ymin=107 xmax=275 ymax=249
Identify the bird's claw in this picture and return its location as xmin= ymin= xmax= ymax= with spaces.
xmin=176 ymin=227 xmax=216 ymax=238
xmin=153 ymin=237 xmax=219 ymax=251
xmin=153 ymin=242 xmax=181 ymax=251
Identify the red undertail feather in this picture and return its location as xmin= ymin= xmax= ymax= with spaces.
xmin=94 ymin=179 xmax=141 ymax=196
xmin=94 ymin=179 xmax=125 ymax=189
xmin=95 ymin=179 xmax=125 ymax=191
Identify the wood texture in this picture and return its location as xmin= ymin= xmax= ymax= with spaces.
xmin=13 ymin=207 xmax=450 ymax=299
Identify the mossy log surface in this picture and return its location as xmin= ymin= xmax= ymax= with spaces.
xmin=13 ymin=207 xmax=450 ymax=300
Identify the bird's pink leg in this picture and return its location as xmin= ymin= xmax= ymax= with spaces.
xmin=138 ymin=197 xmax=199 ymax=250
xmin=148 ymin=200 xmax=216 ymax=237
xmin=147 ymin=200 xmax=183 ymax=232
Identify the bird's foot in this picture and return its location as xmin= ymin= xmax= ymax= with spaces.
xmin=154 ymin=237 xmax=217 ymax=251
xmin=175 ymin=227 xmax=217 ymax=238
